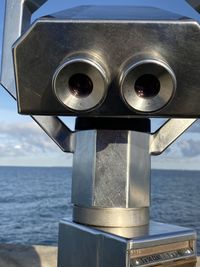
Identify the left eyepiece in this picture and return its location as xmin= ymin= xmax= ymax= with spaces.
xmin=53 ymin=57 xmax=108 ymax=112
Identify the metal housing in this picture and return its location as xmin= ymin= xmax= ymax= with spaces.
xmin=13 ymin=6 xmax=200 ymax=117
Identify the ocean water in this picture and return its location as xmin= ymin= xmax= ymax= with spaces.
xmin=0 ymin=167 xmax=199 ymax=252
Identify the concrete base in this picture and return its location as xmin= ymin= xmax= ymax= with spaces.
xmin=0 ymin=244 xmax=199 ymax=267
xmin=0 ymin=244 xmax=57 ymax=267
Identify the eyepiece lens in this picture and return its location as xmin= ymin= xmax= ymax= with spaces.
xmin=135 ymin=74 xmax=160 ymax=98
xmin=69 ymin=73 xmax=93 ymax=98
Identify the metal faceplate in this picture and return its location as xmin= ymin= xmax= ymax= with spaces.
xmin=13 ymin=6 xmax=200 ymax=118
xmin=128 ymin=222 xmax=197 ymax=267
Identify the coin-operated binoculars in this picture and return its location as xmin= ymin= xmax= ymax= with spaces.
xmin=1 ymin=0 xmax=200 ymax=266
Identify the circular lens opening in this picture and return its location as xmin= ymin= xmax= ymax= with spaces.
xmin=135 ymin=74 xmax=160 ymax=98
xmin=69 ymin=73 xmax=93 ymax=98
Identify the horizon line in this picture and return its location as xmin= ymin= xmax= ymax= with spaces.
xmin=0 ymin=165 xmax=199 ymax=172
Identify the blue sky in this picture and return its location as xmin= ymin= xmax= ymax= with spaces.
xmin=0 ymin=0 xmax=200 ymax=169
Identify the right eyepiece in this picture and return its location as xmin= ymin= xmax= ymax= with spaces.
xmin=120 ymin=59 xmax=176 ymax=113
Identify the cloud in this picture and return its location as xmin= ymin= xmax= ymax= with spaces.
xmin=178 ymin=139 xmax=200 ymax=158
xmin=0 ymin=121 xmax=60 ymax=158
xmin=0 ymin=117 xmax=200 ymax=168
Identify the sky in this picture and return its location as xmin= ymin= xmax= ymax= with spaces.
xmin=0 ymin=0 xmax=200 ymax=169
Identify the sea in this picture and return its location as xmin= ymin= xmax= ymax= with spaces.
xmin=0 ymin=167 xmax=199 ymax=253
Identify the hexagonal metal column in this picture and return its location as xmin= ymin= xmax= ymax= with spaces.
xmin=72 ymin=119 xmax=150 ymax=229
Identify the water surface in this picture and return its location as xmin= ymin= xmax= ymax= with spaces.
xmin=0 ymin=167 xmax=199 ymax=252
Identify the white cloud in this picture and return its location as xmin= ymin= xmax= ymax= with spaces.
xmin=178 ymin=139 xmax=200 ymax=158
xmin=0 ymin=117 xmax=200 ymax=168
xmin=0 ymin=120 xmax=73 ymax=166
xmin=0 ymin=121 xmax=57 ymax=156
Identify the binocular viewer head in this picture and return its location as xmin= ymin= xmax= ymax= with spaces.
xmin=13 ymin=5 xmax=200 ymax=118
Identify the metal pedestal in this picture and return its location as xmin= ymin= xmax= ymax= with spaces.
xmin=58 ymin=220 xmax=196 ymax=267
xmin=57 ymin=119 xmax=197 ymax=267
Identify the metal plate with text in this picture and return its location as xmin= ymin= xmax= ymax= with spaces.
xmin=130 ymin=245 xmax=195 ymax=266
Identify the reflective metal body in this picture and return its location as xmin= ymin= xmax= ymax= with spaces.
xmin=120 ymin=59 xmax=176 ymax=112
xmin=58 ymin=220 xmax=197 ymax=267
xmin=73 ymin=130 xmax=150 ymax=207
xmin=187 ymin=0 xmax=200 ymax=12
xmin=1 ymin=2 xmax=200 ymax=267
xmin=0 ymin=1 xmax=199 ymax=150
xmin=72 ymin=128 xmax=150 ymax=227
xmin=53 ymin=56 xmax=109 ymax=112
xmin=67 ymin=120 xmax=197 ymax=266
xmin=13 ymin=6 xmax=200 ymax=117
xmin=150 ymin=119 xmax=197 ymax=155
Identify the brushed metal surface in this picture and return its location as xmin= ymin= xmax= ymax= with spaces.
xmin=73 ymin=206 xmax=149 ymax=227
xmin=53 ymin=55 xmax=109 ymax=112
xmin=13 ymin=6 xmax=200 ymax=117
xmin=72 ymin=130 xmax=96 ymax=206
xmin=72 ymin=129 xmax=150 ymax=209
xmin=52 ymin=6 xmax=185 ymax=20
xmin=58 ymin=220 xmax=197 ymax=267
xmin=150 ymin=119 xmax=197 ymax=155
xmin=128 ymin=131 xmax=150 ymax=207
xmin=120 ymin=59 xmax=176 ymax=112
xmin=1 ymin=0 xmax=47 ymax=97
xmin=187 ymin=0 xmax=200 ymax=12
xmin=130 ymin=241 xmax=193 ymax=258
xmin=94 ymin=225 xmax=149 ymax=238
